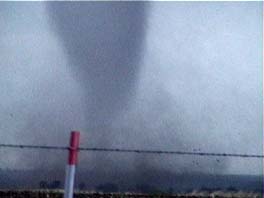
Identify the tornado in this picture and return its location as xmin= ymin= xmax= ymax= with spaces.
xmin=47 ymin=2 xmax=148 ymax=126
xmin=46 ymin=1 xmax=149 ymax=178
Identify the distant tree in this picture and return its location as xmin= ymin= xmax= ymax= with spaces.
xmin=152 ymin=189 xmax=166 ymax=196
xmin=226 ymin=186 xmax=237 ymax=192
xmin=79 ymin=182 xmax=86 ymax=190
xmin=96 ymin=183 xmax=118 ymax=192
xmin=167 ymin=187 xmax=174 ymax=194
xmin=136 ymin=184 xmax=158 ymax=194
xmin=200 ymin=187 xmax=222 ymax=193
xmin=200 ymin=186 xmax=212 ymax=192
xmin=39 ymin=181 xmax=48 ymax=189
xmin=49 ymin=180 xmax=62 ymax=189
xmin=185 ymin=188 xmax=193 ymax=193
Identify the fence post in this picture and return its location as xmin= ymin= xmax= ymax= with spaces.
xmin=64 ymin=131 xmax=80 ymax=198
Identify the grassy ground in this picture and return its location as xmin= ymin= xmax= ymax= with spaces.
xmin=0 ymin=190 xmax=262 ymax=198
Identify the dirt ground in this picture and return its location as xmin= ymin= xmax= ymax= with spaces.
xmin=0 ymin=190 xmax=261 ymax=198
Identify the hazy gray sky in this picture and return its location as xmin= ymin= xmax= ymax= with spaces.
xmin=0 ymin=2 xmax=262 ymax=176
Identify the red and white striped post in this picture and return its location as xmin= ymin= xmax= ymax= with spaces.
xmin=64 ymin=131 xmax=80 ymax=198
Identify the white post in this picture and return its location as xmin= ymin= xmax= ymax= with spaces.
xmin=64 ymin=131 xmax=80 ymax=198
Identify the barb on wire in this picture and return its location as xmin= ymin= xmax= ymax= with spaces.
xmin=0 ymin=143 xmax=263 ymax=158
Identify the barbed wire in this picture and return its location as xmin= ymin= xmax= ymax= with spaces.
xmin=0 ymin=143 xmax=263 ymax=158
xmin=0 ymin=144 xmax=68 ymax=150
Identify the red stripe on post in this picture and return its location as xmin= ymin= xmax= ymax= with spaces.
xmin=68 ymin=131 xmax=80 ymax=165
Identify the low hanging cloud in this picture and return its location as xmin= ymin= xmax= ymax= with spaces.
xmin=0 ymin=2 xmax=262 ymax=183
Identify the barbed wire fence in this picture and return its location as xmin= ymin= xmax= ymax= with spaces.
xmin=0 ymin=130 xmax=263 ymax=195
xmin=0 ymin=143 xmax=263 ymax=158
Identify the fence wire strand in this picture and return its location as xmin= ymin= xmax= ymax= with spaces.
xmin=0 ymin=143 xmax=263 ymax=158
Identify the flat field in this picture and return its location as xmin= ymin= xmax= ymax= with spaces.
xmin=0 ymin=190 xmax=261 ymax=198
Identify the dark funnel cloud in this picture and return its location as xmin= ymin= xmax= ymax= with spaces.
xmin=46 ymin=1 xmax=152 ymax=177
xmin=47 ymin=2 xmax=147 ymax=126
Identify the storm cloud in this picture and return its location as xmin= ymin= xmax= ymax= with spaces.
xmin=0 ymin=1 xmax=262 ymax=189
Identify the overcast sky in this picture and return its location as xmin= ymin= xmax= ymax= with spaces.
xmin=0 ymin=2 xmax=262 ymax=176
